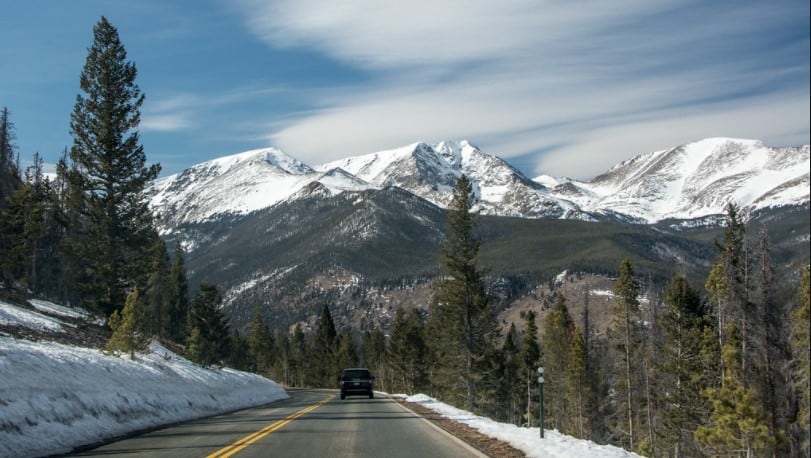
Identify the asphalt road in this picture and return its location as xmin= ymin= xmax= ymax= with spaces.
xmin=66 ymin=389 xmax=486 ymax=457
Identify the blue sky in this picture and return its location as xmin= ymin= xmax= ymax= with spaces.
xmin=1 ymin=0 xmax=808 ymax=180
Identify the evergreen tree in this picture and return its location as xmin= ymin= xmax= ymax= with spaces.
xmin=790 ymin=265 xmax=810 ymax=455
xmin=248 ymin=307 xmax=274 ymax=374
xmin=228 ymin=329 xmax=251 ymax=372
xmin=185 ymin=281 xmax=230 ymax=368
xmin=706 ymin=203 xmax=749 ymax=381
xmin=542 ymin=295 xmax=575 ymax=433
xmin=387 ymin=307 xmax=427 ymax=394
xmin=655 ymin=274 xmax=709 ymax=456
xmin=362 ymin=328 xmax=387 ymax=391
xmin=0 ymin=180 xmax=31 ymax=288
xmin=273 ymin=330 xmax=292 ymax=386
xmin=0 ymin=156 xmax=54 ymax=292
xmin=521 ymin=310 xmax=541 ymax=426
xmin=750 ymin=229 xmax=788 ymax=455
xmin=107 ymin=288 xmax=148 ymax=359
xmin=334 ymin=329 xmax=359 ymax=372
xmin=608 ymin=258 xmax=642 ymax=450
xmin=290 ymin=324 xmax=307 ymax=387
xmin=565 ymin=326 xmax=592 ymax=439
xmin=695 ymin=325 xmax=774 ymax=456
xmin=427 ymin=174 xmax=498 ymax=412
xmin=64 ymin=16 xmax=160 ymax=315
xmin=308 ymin=303 xmax=338 ymax=387
xmin=0 ymin=106 xmax=20 ymax=208
xmin=142 ymin=236 xmax=171 ymax=338
xmin=499 ymin=324 xmax=524 ymax=426
xmin=167 ymin=243 xmax=190 ymax=342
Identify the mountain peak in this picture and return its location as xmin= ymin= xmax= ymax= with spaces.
xmin=551 ymin=137 xmax=809 ymax=222
xmin=149 ymin=137 xmax=809 ymax=230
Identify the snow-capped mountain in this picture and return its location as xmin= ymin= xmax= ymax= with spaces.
xmin=148 ymin=138 xmax=809 ymax=231
xmin=316 ymin=140 xmax=578 ymax=218
xmin=149 ymin=147 xmax=374 ymax=232
xmin=541 ymin=138 xmax=810 ymax=222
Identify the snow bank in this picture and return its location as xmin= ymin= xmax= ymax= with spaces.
xmin=403 ymin=394 xmax=641 ymax=458
xmin=0 ymin=300 xmax=288 ymax=458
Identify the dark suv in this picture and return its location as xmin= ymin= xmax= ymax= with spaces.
xmin=339 ymin=368 xmax=375 ymax=399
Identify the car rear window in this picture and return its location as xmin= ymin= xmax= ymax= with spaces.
xmin=342 ymin=369 xmax=371 ymax=379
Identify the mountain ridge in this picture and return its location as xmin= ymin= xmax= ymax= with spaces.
xmin=145 ymin=137 xmax=809 ymax=333
xmin=148 ymin=137 xmax=810 ymax=233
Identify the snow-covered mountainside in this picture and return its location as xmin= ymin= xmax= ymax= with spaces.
xmin=541 ymin=138 xmax=810 ymax=222
xmin=149 ymin=147 xmax=374 ymax=232
xmin=148 ymin=138 xmax=809 ymax=229
xmin=317 ymin=140 xmax=579 ymax=218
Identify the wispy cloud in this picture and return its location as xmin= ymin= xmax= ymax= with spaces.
xmin=234 ymin=0 xmax=809 ymax=178
xmin=141 ymin=113 xmax=192 ymax=132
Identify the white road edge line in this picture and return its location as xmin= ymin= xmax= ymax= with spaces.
xmin=386 ymin=394 xmax=489 ymax=458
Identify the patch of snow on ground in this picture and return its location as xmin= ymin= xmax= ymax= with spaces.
xmin=28 ymin=299 xmax=93 ymax=320
xmin=402 ymin=394 xmax=641 ymax=458
xmin=0 ymin=301 xmax=64 ymax=332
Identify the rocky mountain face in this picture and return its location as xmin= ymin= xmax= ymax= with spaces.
xmin=147 ymin=138 xmax=810 ymax=332
xmin=150 ymin=138 xmax=809 ymax=230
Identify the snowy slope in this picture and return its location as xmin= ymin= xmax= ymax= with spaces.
xmin=148 ymin=147 xmax=374 ymax=231
xmin=317 ymin=140 xmax=577 ymax=218
xmin=2 ymin=299 xmax=640 ymax=457
xmin=1 ymin=300 xmax=288 ymax=457
xmin=148 ymin=138 xmax=809 ymax=229
xmin=541 ymin=138 xmax=810 ymax=222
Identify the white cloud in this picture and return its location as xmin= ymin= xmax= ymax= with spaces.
xmin=234 ymin=0 xmax=810 ymax=178
xmin=534 ymin=91 xmax=811 ymax=179
xmin=141 ymin=113 xmax=191 ymax=132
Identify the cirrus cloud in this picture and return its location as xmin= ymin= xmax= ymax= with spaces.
xmin=234 ymin=0 xmax=809 ymax=179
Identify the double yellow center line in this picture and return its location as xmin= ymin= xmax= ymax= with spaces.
xmin=207 ymin=394 xmax=335 ymax=458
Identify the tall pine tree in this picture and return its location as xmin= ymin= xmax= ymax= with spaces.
xmin=186 ymin=281 xmax=230 ymax=368
xmin=167 ymin=243 xmax=190 ymax=342
xmin=609 ymin=258 xmax=642 ymax=451
xmin=655 ymin=274 xmax=709 ymax=457
xmin=387 ymin=307 xmax=427 ymax=394
xmin=0 ymin=106 xmax=20 ymax=207
xmin=65 ymin=16 xmax=160 ymax=315
xmin=499 ymin=323 xmax=524 ymax=426
xmin=790 ymin=265 xmax=810 ymax=455
xmin=542 ymin=295 xmax=575 ymax=433
xmin=565 ymin=326 xmax=592 ymax=439
xmin=308 ymin=303 xmax=338 ymax=387
xmin=521 ymin=309 xmax=541 ymax=427
xmin=248 ymin=307 xmax=274 ymax=374
xmin=695 ymin=325 xmax=773 ymax=456
xmin=427 ymin=174 xmax=498 ymax=412
xmin=706 ymin=203 xmax=749 ymax=382
xmin=362 ymin=328 xmax=387 ymax=391
xmin=750 ymin=229 xmax=788 ymax=455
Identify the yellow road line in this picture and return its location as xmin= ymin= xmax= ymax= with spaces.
xmin=207 ymin=395 xmax=334 ymax=458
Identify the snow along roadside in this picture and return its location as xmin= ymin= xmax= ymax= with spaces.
xmin=0 ymin=338 xmax=289 ymax=457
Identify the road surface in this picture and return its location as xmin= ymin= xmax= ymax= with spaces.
xmin=67 ymin=389 xmax=485 ymax=457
